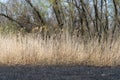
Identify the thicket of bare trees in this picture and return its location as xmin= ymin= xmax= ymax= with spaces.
xmin=0 ymin=0 xmax=120 ymax=42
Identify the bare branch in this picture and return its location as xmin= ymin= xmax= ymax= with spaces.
xmin=25 ymin=0 xmax=45 ymax=25
xmin=0 ymin=13 xmax=24 ymax=28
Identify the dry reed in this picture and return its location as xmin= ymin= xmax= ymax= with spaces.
xmin=0 ymin=33 xmax=120 ymax=66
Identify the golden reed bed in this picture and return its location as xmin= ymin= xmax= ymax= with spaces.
xmin=0 ymin=33 xmax=120 ymax=66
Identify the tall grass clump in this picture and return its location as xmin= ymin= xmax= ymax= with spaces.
xmin=0 ymin=31 xmax=120 ymax=67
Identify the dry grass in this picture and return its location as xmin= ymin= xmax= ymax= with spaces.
xmin=0 ymin=33 xmax=120 ymax=66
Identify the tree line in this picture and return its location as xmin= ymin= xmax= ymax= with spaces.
xmin=0 ymin=0 xmax=120 ymax=42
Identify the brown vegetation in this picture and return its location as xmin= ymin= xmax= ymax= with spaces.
xmin=0 ymin=0 xmax=120 ymax=67
xmin=0 ymin=32 xmax=119 ymax=66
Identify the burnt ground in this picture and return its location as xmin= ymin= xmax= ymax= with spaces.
xmin=0 ymin=65 xmax=119 ymax=80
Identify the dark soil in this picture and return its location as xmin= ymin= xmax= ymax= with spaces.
xmin=0 ymin=65 xmax=119 ymax=80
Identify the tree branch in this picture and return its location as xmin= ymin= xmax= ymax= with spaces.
xmin=25 ymin=0 xmax=45 ymax=25
xmin=0 ymin=13 xmax=24 ymax=28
